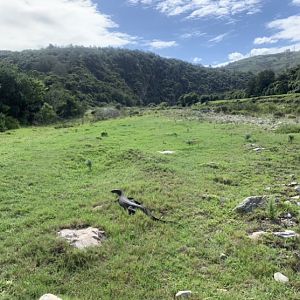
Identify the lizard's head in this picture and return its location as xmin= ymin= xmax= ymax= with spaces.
xmin=111 ymin=189 xmax=123 ymax=196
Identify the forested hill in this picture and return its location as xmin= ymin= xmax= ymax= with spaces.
xmin=224 ymin=50 xmax=300 ymax=74
xmin=0 ymin=46 xmax=250 ymax=108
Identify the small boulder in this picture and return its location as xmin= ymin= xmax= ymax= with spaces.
xmin=175 ymin=290 xmax=192 ymax=298
xmin=158 ymin=150 xmax=175 ymax=154
xmin=294 ymin=186 xmax=300 ymax=194
xmin=39 ymin=294 xmax=62 ymax=300
xmin=219 ymin=253 xmax=227 ymax=260
xmin=234 ymin=196 xmax=265 ymax=213
xmin=248 ymin=231 xmax=266 ymax=240
xmin=58 ymin=227 xmax=106 ymax=249
xmin=274 ymin=272 xmax=289 ymax=283
xmin=273 ymin=230 xmax=299 ymax=238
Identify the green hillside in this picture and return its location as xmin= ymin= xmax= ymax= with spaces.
xmin=224 ymin=50 xmax=300 ymax=74
xmin=0 ymin=46 xmax=250 ymax=107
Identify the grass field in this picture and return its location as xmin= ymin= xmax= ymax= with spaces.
xmin=0 ymin=110 xmax=299 ymax=299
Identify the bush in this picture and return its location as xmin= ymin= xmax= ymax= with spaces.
xmin=0 ymin=113 xmax=6 ymax=132
xmin=0 ymin=113 xmax=20 ymax=132
xmin=275 ymin=124 xmax=300 ymax=134
xmin=35 ymin=103 xmax=57 ymax=124
xmin=92 ymin=107 xmax=121 ymax=121
xmin=4 ymin=116 xmax=20 ymax=130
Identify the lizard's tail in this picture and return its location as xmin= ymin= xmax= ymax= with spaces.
xmin=140 ymin=206 xmax=176 ymax=223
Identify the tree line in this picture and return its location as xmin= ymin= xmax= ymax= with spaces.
xmin=0 ymin=46 xmax=299 ymax=130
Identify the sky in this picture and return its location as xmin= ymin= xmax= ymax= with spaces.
xmin=0 ymin=1 xmax=300 ymax=66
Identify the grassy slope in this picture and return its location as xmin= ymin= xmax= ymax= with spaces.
xmin=224 ymin=51 xmax=300 ymax=74
xmin=0 ymin=111 xmax=299 ymax=299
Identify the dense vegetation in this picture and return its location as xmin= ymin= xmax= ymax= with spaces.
xmin=0 ymin=46 xmax=251 ymax=127
xmin=246 ymin=66 xmax=300 ymax=97
xmin=196 ymin=94 xmax=300 ymax=117
xmin=0 ymin=46 xmax=299 ymax=128
xmin=225 ymin=50 xmax=300 ymax=74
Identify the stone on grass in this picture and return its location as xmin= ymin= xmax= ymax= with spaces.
xmin=248 ymin=231 xmax=266 ymax=240
xmin=234 ymin=196 xmax=265 ymax=213
xmin=291 ymin=195 xmax=300 ymax=200
xmin=253 ymin=147 xmax=265 ymax=152
xmin=274 ymin=272 xmax=289 ymax=283
xmin=288 ymin=181 xmax=298 ymax=187
xmin=58 ymin=227 xmax=106 ymax=249
xmin=175 ymin=290 xmax=192 ymax=298
xmin=158 ymin=150 xmax=175 ymax=154
xmin=39 ymin=294 xmax=62 ymax=300
xmin=273 ymin=230 xmax=299 ymax=238
xmin=294 ymin=186 xmax=300 ymax=194
xmin=219 ymin=253 xmax=227 ymax=260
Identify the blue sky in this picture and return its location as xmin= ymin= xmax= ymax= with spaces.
xmin=0 ymin=1 xmax=300 ymax=66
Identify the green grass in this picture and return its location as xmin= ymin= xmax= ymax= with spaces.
xmin=0 ymin=111 xmax=299 ymax=299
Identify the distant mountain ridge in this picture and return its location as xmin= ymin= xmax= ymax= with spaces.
xmin=224 ymin=50 xmax=300 ymax=74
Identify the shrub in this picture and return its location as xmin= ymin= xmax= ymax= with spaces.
xmin=0 ymin=113 xmax=6 ymax=132
xmin=35 ymin=103 xmax=57 ymax=124
xmin=288 ymin=135 xmax=295 ymax=144
xmin=275 ymin=124 xmax=300 ymax=134
xmin=245 ymin=133 xmax=252 ymax=141
xmin=0 ymin=113 xmax=20 ymax=132
xmin=4 ymin=116 xmax=20 ymax=130
xmin=92 ymin=107 xmax=121 ymax=121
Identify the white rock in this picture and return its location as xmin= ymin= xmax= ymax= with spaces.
xmin=273 ymin=230 xmax=299 ymax=238
xmin=253 ymin=147 xmax=265 ymax=152
xmin=39 ymin=294 xmax=62 ymax=300
xmin=158 ymin=150 xmax=175 ymax=154
xmin=274 ymin=272 xmax=289 ymax=283
xmin=175 ymin=290 xmax=192 ymax=298
xmin=220 ymin=253 xmax=227 ymax=260
xmin=288 ymin=181 xmax=298 ymax=187
xmin=291 ymin=195 xmax=300 ymax=200
xmin=286 ymin=213 xmax=292 ymax=219
xmin=58 ymin=227 xmax=106 ymax=249
xmin=295 ymin=185 xmax=300 ymax=194
xmin=249 ymin=231 xmax=266 ymax=240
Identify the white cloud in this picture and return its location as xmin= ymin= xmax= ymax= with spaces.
xmin=228 ymin=52 xmax=246 ymax=61
xmin=0 ymin=0 xmax=136 ymax=51
xmin=192 ymin=57 xmax=202 ymax=64
xmin=146 ymin=39 xmax=178 ymax=49
xmin=128 ymin=0 xmax=263 ymax=19
xmin=180 ymin=31 xmax=205 ymax=39
xmin=209 ymin=33 xmax=228 ymax=43
xmin=254 ymin=15 xmax=300 ymax=45
xmin=254 ymin=37 xmax=278 ymax=45
xmin=292 ymin=0 xmax=300 ymax=5
xmin=249 ymin=43 xmax=300 ymax=56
